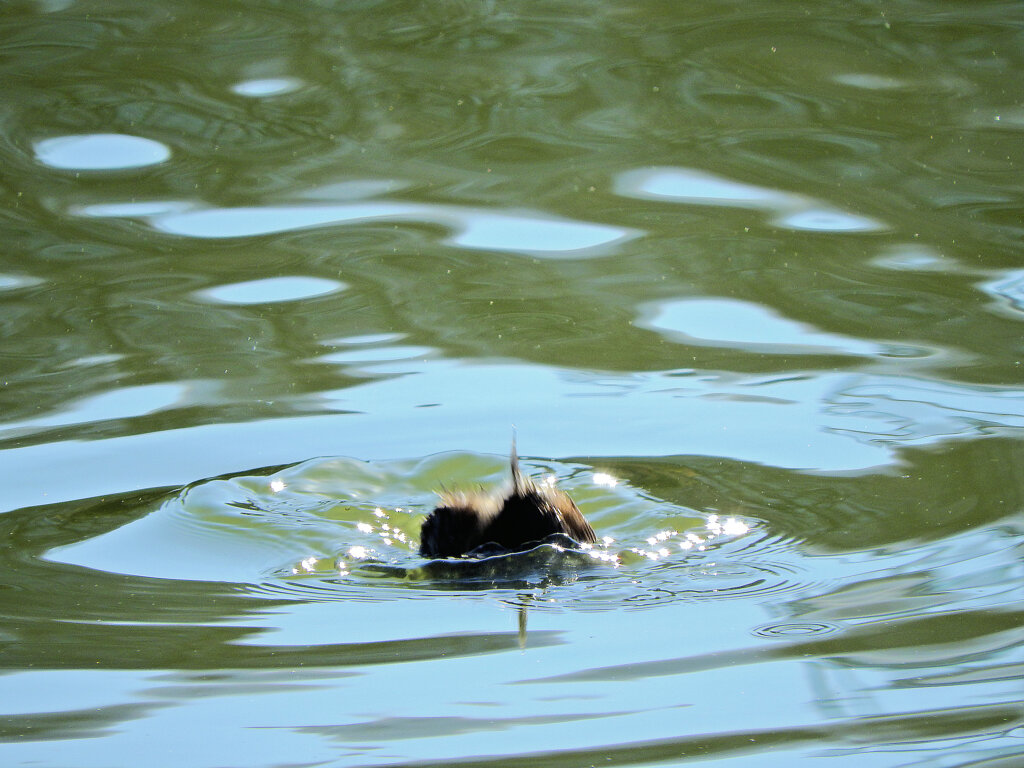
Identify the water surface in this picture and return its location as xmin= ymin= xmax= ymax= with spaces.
xmin=2 ymin=0 xmax=1024 ymax=766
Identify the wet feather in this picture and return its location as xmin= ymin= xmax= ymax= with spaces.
xmin=419 ymin=442 xmax=597 ymax=558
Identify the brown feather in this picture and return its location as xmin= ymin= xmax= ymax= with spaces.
xmin=419 ymin=443 xmax=597 ymax=558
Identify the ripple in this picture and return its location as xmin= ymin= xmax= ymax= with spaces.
xmin=42 ymin=453 xmax=754 ymax=596
xmin=752 ymin=622 xmax=840 ymax=639
xmin=300 ymin=179 xmax=412 ymax=201
xmin=833 ymin=379 xmax=1024 ymax=441
xmin=194 ymin=276 xmax=346 ymax=305
xmin=773 ymin=207 xmax=884 ymax=233
xmin=313 ymin=345 xmax=435 ymax=365
xmin=0 ymin=382 xmax=190 ymax=438
xmin=76 ymin=200 xmax=640 ymax=258
xmin=12 ymin=363 xmax=1024 ymax=516
xmin=518 ymin=533 xmax=827 ymax=612
xmin=310 ymin=341 xmax=438 ymax=377
xmin=979 ymin=270 xmax=1024 ymax=316
xmin=871 ymin=244 xmax=958 ymax=272
xmin=320 ymin=332 xmax=406 ymax=346
xmin=34 ymin=133 xmax=171 ymax=170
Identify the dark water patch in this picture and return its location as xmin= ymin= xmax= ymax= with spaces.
xmin=296 ymin=710 xmax=631 ymax=744
xmin=632 ymin=437 xmax=1024 ymax=552
xmin=0 ymin=488 xmax=301 ymax=634
xmin=144 ymin=666 xmax=352 ymax=699
xmin=0 ymin=622 xmax=558 ymax=672
xmin=901 ymin=662 xmax=1024 ymax=689
xmin=1 ymin=486 xmax=172 ymax=557
xmin=522 ymin=608 xmax=1024 ymax=686
xmin=0 ymin=701 xmax=170 ymax=744
xmin=341 ymin=701 xmax=1024 ymax=768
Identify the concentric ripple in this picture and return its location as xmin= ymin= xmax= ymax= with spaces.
xmin=40 ymin=452 xmax=790 ymax=608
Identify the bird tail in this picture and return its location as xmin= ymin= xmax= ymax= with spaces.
xmin=510 ymin=430 xmax=526 ymax=493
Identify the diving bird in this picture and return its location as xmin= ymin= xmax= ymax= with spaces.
xmin=419 ymin=442 xmax=597 ymax=558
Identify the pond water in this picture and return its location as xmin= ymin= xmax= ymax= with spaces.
xmin=2 ymin=0 xmax=1024 ymax=766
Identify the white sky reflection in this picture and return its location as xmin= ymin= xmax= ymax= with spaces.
xmin=34 ymin=133 xmax=171 ymax=170
xmin=615 ymin=166 xmax=886 ymax=233
xmin=6 ymin=363 xmax=1024 ymax=513
xmin=77 ymin=201 xmax=640 ymax=258
xmin=231 ymin=77 xmax=303 ymax=97
xmin=638 ymin=297 xmax=886 ymax=356
xmin=195 ymin=276 xmax=345 ymax=305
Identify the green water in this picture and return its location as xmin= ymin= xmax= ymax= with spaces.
xmin=2 ymin=0 xmax=1024 ymax=765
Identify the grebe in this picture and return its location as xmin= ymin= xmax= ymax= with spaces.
xmin=419 ymin=442 xmax=597 ymax=558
